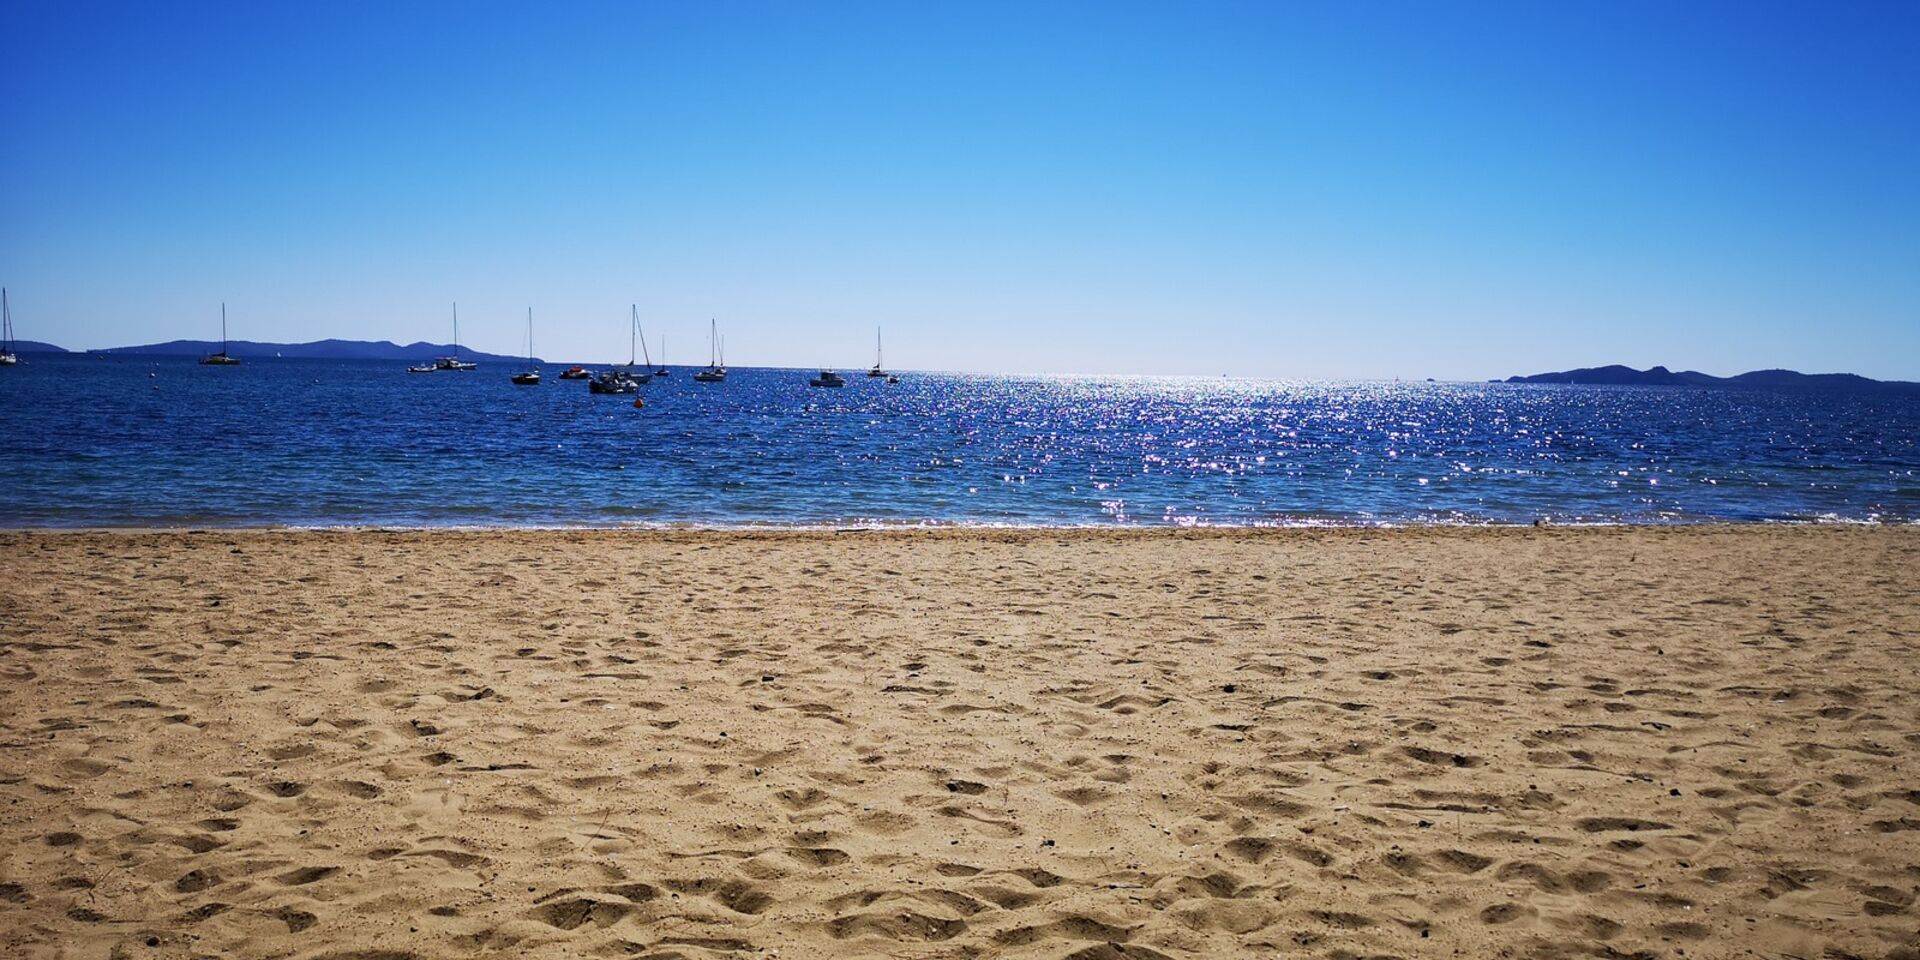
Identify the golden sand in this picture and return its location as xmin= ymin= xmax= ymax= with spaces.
xmin=1 ymin=527 xmax=1917 ymax=959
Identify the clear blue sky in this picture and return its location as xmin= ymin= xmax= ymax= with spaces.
xmin=4 ymin=0 xmax=1917 ymax=378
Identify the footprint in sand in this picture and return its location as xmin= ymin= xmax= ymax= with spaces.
xmin=992 ymin=915 xmax=1135 ymax=946
xmin=265 ymin=780 xmax=307 ymax=798
xmin=826 ymin=910 xmax=967 ymax=942
xmin=273 ymin=908 xmax=317 ymax=932
xmin=786 ymin=847 xmax=851 ymax=867
xmin=665 ymin=877 xmax=775 ymax=914
xmin=529 ymin=896 xmax=632 ymax=930
xmin=275 ymin=866 xmax=338 ymax=886
xmin=332 ymin=780 xmax=383 ymax=799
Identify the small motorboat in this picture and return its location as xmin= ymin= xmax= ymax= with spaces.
xmin=808 ymin=370 xmax=847 ymax=387
xmin=511 ymin=371 xmax=540 ymax=385
xmin=558 ymin=366 xmax=591 ymax=380
xmin=887 ymin=375 xmax=899 ymax=384
xmin=407 ymin=363 xmax=436 ymax=374
xmin=589 ymin=369 xmax=641 ymax=394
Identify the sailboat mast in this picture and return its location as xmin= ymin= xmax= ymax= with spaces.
xmin=221 ymin=303 xmax=228 ymax=353
xmin=452 ymin=302 xmax=459 ymax=359
xmin=635 ymin=306 xmax=655 ymax=368
xmin=3 ymin=288 xmax=11 ymax=350
xmin=878 ymin=327 xmax=883 ymax=368
xmin=527 ymin=307 xmax=534 ymax=364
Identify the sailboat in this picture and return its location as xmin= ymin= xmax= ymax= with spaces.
xmin=434 ymin=303 xmax=477 ymax=371
xmin=511 ymin=308 xmax=540 ymax=385
xmin=199 ymin=303 xmax=241 ymax=365
xmin=654 ymin=334 xmax=670 ymax=377
xmin=693 ymin=318 xmax=727 ymax=382
xmin=0 ymin=288 xmax=17 ymax=365
xmin=590 ymin=306 xmax=652 ymax=393
xmin=867 ymin=327 xmax=887 ymax=377
xmin=628 ymin=305 xmax=656 ymax=382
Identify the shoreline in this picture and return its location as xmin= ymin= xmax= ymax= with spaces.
xmin=1 ymin=515 xmax=1913 ymax=535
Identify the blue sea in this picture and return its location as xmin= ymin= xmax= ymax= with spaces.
xmin=3 ymin=354 xmax=1916 ymax=527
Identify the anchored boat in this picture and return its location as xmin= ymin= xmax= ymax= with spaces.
xmin=0 ymin=288 xmax=18 ymax=366
xmin=199 ymin=304 xmax=241 ymax=365
xmin=511 ymin=308 xmax=540 ymax=385
xmin=434 ymin=303 xmax=477 ymax=371
xmin=867 ymin=327 xmax=887 ymax=378
xmin=591 ymin=306 xmax=653 ymax=393
xmin=694 ymin=319 xmax=727 ymax=382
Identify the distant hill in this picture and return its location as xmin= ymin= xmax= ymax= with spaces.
xmin=1506 ymin=365 xmax=1920 ymax=392
xmin=6 ymin=340 xmax=68 ymax=353
xmin=90 ymin=338 xmax=534 ymax=364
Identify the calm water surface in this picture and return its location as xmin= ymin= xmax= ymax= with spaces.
xmin=3 ymin=354 xmax=1916 ymax=527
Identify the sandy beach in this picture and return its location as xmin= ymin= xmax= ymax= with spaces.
xmin=1 ymin=526 xmax=1916 ymax=960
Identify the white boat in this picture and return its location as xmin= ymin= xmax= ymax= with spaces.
xmin=199 ymin=303 xmax=240 ymax=365
xmin=434 ymin=303 xmax=477 ymax=371
xmin=808 ymin=370 xmax=846 ymax=387
xmin=0 ymin=288 xmax=18 ymax=365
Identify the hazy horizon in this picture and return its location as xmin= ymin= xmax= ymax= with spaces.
xmin=5 ymin=1 xmax=1917 ymax=380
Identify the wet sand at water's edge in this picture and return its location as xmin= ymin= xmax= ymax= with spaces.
xmin=1 ymin=527 xmax=1916 ymax=959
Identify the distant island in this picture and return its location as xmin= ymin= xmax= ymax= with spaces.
xmin=77 ymin=338 xmax=535 ymax=365
xmin=1505 ymin=364 xmax=1919 ymax=393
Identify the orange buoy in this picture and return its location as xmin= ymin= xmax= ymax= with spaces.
xmin=632 ymin=397 xmax=645 ymax=409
